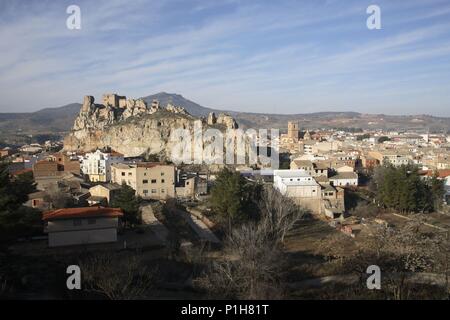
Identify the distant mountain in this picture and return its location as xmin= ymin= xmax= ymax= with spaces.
xmin=1 ymin=93 xmax=449 ymax=144
xmin=0 ymin=103 xmax=81 ymax=136
xmin=142 ymin=92 xmax=216 ymax=117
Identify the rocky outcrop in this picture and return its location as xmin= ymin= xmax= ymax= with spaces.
xmin=206 ymin=111 xmax=237 ymax=129
xmin=64 ymin=93 xmax=239 ymax=157
xmin=207 ymin=112 xmax=217 ymax=125
xmin=166 ymin=102 xmax=189 ymax=115
xmin=216 ymin=113 xmax=238 ymax=129
xmin=72 ymin=94 xmax=194 ymax=131
xmin=122 ymin=98 xmax=148 ymax=120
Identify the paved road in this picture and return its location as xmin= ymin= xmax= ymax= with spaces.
xmin=140 ymin=204 xmax=169 ymax=244
xmin=176 ymin=209 xmax=220 ymax=244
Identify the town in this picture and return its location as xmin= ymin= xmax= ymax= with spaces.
xmin=1 ymin=93 xmax=449 ymax=300
xmin=3 ymin=0 xmax=450 ymax=306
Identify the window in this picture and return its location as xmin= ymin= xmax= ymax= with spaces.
xmin=143 ymin=190 xmax=148 ymax=194
xmin=161 ymin=189 xmax=165 ymax=193
xmin=73 ymin=220 xmax=82 ymax=226
xmin=88 ymin=218 xmax=96 ymax=225
xmin=161 ymin=179 xmax=165 ymax=183
xmin=151 ymin=189 xmax=157 ymax=193
xmin=143 ymin=180 xmax=148 ymax=184
xmin=151 ymin=179 xmax=157 ymax=183
xmin=161 ymin=172 xmax=165 ymax=176
xmin=121 ymin=172 xmax=125 ymax=176
xmin=128 ymin=172 xmax=132 ymax=176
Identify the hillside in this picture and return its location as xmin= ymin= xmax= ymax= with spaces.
xmin=0 ymin=103 xmax=81 ymax=134
xmin=1 ymin=93 xmax=449 ymax=146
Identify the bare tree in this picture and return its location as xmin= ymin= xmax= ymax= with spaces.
xmin=345 ymin=217 xmax=446 ymax=299
xmin=258 ymin=187 xmax=308 ymax=243
xmin=195 ymin=222 xmax=285 ymax=299
xmin=44 ymin=185 xmax=73 ymax=209
xmin=195 ymin=188 xmax=308 ymax=299
xmin=79 ymin=253 xmax=155 ymax=300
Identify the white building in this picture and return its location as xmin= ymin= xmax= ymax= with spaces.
xmin=273 ymin=170 xmax=321 ymax=198
xmin=80 ymin=150 xmax=124 ymax=182
xmin=43 ymin=207 xmax=123 ymax=247
xmin=329 ymin=172 xmax=358 ymax=187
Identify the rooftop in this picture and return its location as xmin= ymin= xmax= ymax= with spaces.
xmin=42 ymin=207 xmax=123 ymax=221
xmin=274 ymin=169 xmax=312 ymax=178
xmin=330 ymin=172 xmax=358 ymax=180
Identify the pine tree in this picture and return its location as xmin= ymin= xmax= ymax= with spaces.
xmin=209 ymin=167 xmax=258 ymax=229
xmin=111 ymin=183 xmax=140 ymax=227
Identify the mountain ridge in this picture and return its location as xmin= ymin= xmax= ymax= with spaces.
xmin=0 ymin=93 xmax=449 ymax=141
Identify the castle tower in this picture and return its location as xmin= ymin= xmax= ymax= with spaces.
xmin=288 ymin=121 xmax=299 ymax=141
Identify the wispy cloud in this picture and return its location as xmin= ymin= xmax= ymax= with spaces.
xmin=0 ymin=0 xmax=449 ymax=116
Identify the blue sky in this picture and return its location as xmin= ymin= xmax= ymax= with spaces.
xmin=1 ymin=0 xmax=450 ymax=116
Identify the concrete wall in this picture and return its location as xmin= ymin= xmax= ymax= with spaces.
xmin=47 ymin=217 xmax=119 ymax=247
xmin=136 ymin=165 xmax=176 ymax=200
xmin=49 ymin=228 xmax=117 ymax=247
xmin=89 ymin=185 xmax=113 ymax=204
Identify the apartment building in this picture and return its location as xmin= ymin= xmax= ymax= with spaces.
xmin=111 ymin=162 xmax=176 ymax=200
xmin=80 ymin=150 xmax=124 ymax=182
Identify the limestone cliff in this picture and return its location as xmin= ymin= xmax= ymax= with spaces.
xmin=64 ymin=93 xmax=238 ymax=157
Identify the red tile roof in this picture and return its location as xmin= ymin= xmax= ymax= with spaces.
xmin=419 ymin=170 xmax=450 ymax=178
xmin=43 ymin=207 xmax=123 ymax=221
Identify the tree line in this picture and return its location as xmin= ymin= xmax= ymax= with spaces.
xmin=371 ymin=164 xmax=444 ymax=213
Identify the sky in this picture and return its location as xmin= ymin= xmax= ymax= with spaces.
xmin=1 ymin=0 xmax=450 ymax=116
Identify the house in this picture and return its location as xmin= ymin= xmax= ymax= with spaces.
xmin=298 ymin=140 xmax=316 ymax=155
xmin=80 ymin=150 xmax=124 ymax=182
xmin=50 ymin=153 xmax=80 ymax=174
xmin=111 ymin=162 xmax=176 ymax=200
xmin=290 ymin=159 xmax=328 ymax=177
xmin=329 ymin=172 xmax=358 ymax=187
xmin=43 ymin=207 xmax=123 ymax=247
xmin=273 ymin=169 xmax=346 ymax=217
xmin=361 ymin=155 xmax=380 ymax=169
xmin=273 ymin=170 xmax=321 ymax=198
xmin=273 ymin=170 xmax=322 ymax=213
xmin=336 ymin=165 xmax=354 ymax=173
xmin=321 ymin=184 xmax=345 ymax=219
xmin=88 ymin=183 xmax=121 ymax=205
xmin=368 ymin=150 xmax=412 ymax=167
xmin=33 ymin=160 xmax=59 ymax=178
xmin=26 ymin=191 xmax=51 ymax=210
xmin=176 ymin=173 xmax=208 ymax=199
xmin=19 ymin=144 xmax=43 ymax=154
